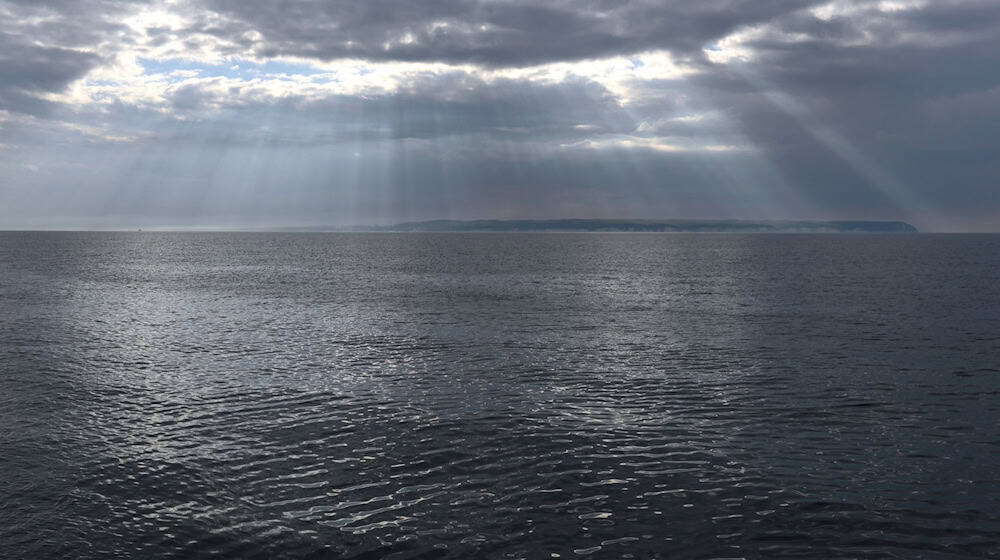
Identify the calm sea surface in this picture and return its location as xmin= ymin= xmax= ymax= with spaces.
xmin=2 ymin=232 xmax=999 ymax=559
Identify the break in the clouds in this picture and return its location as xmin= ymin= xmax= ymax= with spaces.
xmin=1 ymin=0 xmax=998 ymax=231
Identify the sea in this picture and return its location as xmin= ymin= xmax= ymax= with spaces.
xmin=2 ymin=231 xmax=999 ymax=559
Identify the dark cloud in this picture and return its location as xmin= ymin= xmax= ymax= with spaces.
xmin=0 ymin=0 xmax=146 ymax=114
xmin=0 ymin=32 xmax=100 ymax=114
xmin=192 ymin=0 xmax=823 ymax=66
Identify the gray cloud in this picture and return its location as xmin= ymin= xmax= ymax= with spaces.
xmin=0 ymin=0 xmax=147 ymax=115
xmin=0 ymin=32 xmax=100 ymax=115
xmin=192 ymin=0 xmax=823 ymax=66
xmin=161 ymin=73 xmax=629 ymax=143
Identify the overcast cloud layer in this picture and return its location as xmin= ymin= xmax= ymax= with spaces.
xmin=1 ymin=0 xmax=998 ymax=230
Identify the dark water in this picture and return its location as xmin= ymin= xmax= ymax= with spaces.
xmin=2 ymin=232 xmax=1000 ymax=559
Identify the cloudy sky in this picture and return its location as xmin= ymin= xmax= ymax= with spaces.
xmin=0 ymin=0 xmax=997 ymax=231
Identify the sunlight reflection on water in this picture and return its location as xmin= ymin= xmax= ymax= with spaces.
xmin=2 ymin=232 xmax=999 ymax=559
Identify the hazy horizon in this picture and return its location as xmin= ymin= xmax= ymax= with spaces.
xmin=0 ymin=218 xmax=988 ymax=234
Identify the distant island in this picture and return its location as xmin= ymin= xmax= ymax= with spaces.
xmin=358 ymin=219 xmax=918 ymax=233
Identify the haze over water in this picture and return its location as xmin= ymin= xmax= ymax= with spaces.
xmin=2 ymin=232 xmax=1000 ymax=559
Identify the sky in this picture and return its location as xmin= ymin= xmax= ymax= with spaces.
xmin=0 ymin=0 xmax=997 ymax=231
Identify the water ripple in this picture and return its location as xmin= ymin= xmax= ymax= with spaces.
xmin=2 ymin=232 xmax=1000 ymax=558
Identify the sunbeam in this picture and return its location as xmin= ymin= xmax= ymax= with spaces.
xmin=1 ymin=0 xmax=996 ymax=230
xmin=732 ymin=66 xmax=940 ymax=228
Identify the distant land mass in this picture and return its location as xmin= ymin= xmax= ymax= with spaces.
xmin=359 ymin=219 xmax=919 ymax=233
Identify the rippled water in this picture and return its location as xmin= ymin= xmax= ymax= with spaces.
xmin=2 ymin=232 xmax=1000 ymax=559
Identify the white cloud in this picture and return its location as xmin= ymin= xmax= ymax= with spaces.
xmin=563 ymin=135 xmax=746 ymax=154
